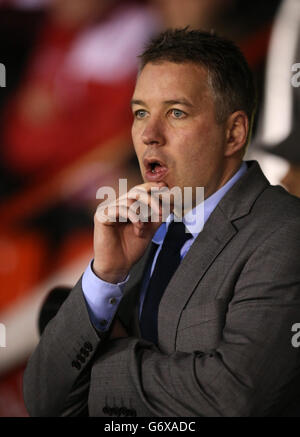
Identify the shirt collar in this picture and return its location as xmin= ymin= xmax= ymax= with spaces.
xmin=152 ymin=161 xmax=248 ymax=244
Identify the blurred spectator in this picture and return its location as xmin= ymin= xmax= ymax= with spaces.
xmin=150 ymin=0 xmax=224 ymax=30
xmin=1 ymin=0 xmax=157 ymax=191
xmin=0 ymin=0 xmax=50 ymax=7
xmin=0 ymin=1 xmax=45 ymax=197
xmin=250 ymin=0 xmax=300 ymax=193
xmin=0 ymin=0 xmax=158 ymax=417
xmin=0 ymin=0 xmax=157 ymax=307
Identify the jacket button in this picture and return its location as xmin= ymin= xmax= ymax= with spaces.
xmin=71 ymin=360 xmax=81 ymax=370
xmin=119 ymin=407 xmax=127 ymax=416
xmin=77 ymin=353 xmax=86 ymax=363
xmin=84 ymin=341 xmax=93 ymax=352
xmin=128 ymin=408 xmax=137 ymax=417
xmin=80 ymin=347 xmax=89 ymax=357
xmin=111 ymin=407 xmax=119 ymax=416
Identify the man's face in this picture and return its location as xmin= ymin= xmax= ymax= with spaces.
xmin=131 ymin=61 xmax=230 ymax=200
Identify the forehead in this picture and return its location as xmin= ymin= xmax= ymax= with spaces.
xmin=133 ymin=61 xmax=212 ymax=103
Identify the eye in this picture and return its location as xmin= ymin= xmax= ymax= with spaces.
xmin=170 ymin=109 xmax=186 ymax=119
xmin=134 ymin=109 xmax=148 ymax=119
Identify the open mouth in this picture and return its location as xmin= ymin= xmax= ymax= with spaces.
xmin=144 ymin=158 xmax=168 ymax=181
xmin=144 ymin=157 xmax=166 ymax=172
xmin=149 ymin=161 xmax=162 ymax=173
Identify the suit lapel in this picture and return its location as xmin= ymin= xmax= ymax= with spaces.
xmin=158 ymin=161 xmax=270 ymax=353
xmin=158 ymin=208 xmax=236 ymax=353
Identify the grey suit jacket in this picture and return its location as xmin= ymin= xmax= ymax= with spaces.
xmin=23 ymin=161 xmax=300 ymax=417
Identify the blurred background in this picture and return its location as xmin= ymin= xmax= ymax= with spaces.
xmin=0 ymin=0 xmax=299 ymax=416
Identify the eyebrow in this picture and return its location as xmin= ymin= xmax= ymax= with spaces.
xmin=130 ymin=98 xmax=194 ymax=108
xmin=130 ymin=99 xmax=145 ymax=107
xmin=163 ymin=99 xmax=194 ymax=108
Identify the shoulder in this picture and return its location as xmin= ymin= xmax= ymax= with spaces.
xmin=226 ymin=160 xmax=300 ymax=229
xmin=225 ymin=165 xmax=300 ymax=251
xmin=252 ymin=184 xmax=300 ymax=227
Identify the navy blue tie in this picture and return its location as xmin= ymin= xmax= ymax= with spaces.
xmin=140 ymin=221 xmax=192 ymax=344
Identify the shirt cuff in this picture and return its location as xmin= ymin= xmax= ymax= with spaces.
xmin=82 ymin=260 xmax=129 ymax=332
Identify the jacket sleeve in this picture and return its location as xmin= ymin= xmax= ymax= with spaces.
xmin=23 ymin=278 xmax=105 ymax=417
xmin=23 ymin=219 xmax=300 ymax=416
xmin=86 ymin=218 xmax=300 ymax=416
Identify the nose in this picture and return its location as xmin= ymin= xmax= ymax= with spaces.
xmin=141 ymin=118 xmax=166 ymax=147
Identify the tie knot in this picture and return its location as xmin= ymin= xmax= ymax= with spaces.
xmin=163 ymin=221 xmax=192 ymax=251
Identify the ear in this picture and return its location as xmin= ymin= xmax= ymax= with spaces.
xmin=224 ymin=111 xmax=248 ymax=157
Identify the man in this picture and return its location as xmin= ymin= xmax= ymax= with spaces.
xmin=23 ymin=28 xmax=300 ymax=417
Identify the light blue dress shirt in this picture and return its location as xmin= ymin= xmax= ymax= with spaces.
xmin=82 ymin=162 xmax=247 ymax=331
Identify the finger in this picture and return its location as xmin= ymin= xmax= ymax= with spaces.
xmin=112 ymin=197 xmax=157 ymax=223
xmin=127 ymin=189 xmax=162 ymax=220
xmin=95 ymin=204 xmax=130 ymax=224
xmin=116 ymin=184 xmax=169 ymax=220
xmin=96 ymin=194 xmax=137 ymax=220
xmin=131 ymin=181 xmax=167 ymax=195
xmin=96 ymin=201 xmax=155 ymax=227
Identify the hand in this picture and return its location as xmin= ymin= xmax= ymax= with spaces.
xmin=93 ymin=182 xmax=166 ymax=283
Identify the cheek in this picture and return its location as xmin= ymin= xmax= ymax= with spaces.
xmin=132 ymin=126 xmax=143 ymax=156
xmin=172 ymin=128 xmax=223 ymax=181
xmin=174 ymin=129 xmax=209 ymax=162
xmin=131 ymin=120 xmax=144 ymax=142
xmin=131 ymin=123 xmax=138 ymax=144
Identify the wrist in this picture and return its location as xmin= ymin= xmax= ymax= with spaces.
xmin=92 ymin=261 xmax=128 ymax=284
